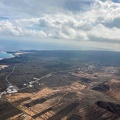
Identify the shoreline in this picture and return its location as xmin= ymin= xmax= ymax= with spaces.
xmin=0 ymin=51 xmax=27 ymax=61
xmin=0 ymin=51 xmax=15 ymax=60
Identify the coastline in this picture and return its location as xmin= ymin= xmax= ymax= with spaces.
xmin=0 ymin=51 xmax=15 ymax=70
xmin=0 ymin=51 xmax=15 ymax=61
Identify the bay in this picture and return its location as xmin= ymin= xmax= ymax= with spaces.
xmin=0 ymin=51 xmax=14 ymax=60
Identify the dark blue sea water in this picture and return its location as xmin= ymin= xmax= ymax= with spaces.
xmin=0 ymin=51 xmax=14 ymax=60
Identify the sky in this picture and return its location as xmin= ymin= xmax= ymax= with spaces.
xmin=0 ymin=0 xmax=120 ymax=51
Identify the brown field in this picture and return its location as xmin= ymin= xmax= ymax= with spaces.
xmin=0 ymin=51 xmax=120 ymax=120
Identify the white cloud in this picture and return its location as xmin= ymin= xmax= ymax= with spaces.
xmin=88 ymin=24 xmax=120 ymax=40
xmin=0 ymin=20 xmax=47 ymax=37
xmin=0 ymin=0 xmax=92 ymax=19
xmin=0 ymin=0 xmax=120 ymax=48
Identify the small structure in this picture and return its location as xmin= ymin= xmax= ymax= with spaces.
xmin=28 ymin=84 xmax=33 ymax=88
xmin=21 ymin=114 xmax=27 ymax=119
xmin=34 ymin=77 xmax=40 ymax=80
xmin=23 ymin=83 xmax=27 ymax=86
xmin=29 ymin=81 xmax=35 ymax=84
xmin=6 ymin=85 xmax=17 ymax=94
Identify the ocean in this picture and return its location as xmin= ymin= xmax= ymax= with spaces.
xmin=0 ymin=51 xmax=14 ymax=60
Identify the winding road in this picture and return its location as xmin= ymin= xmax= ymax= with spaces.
xmin=5 ymin=55 xmax=25 ymax=85
xmin=0 ymin=55 xmax=25 ymax=98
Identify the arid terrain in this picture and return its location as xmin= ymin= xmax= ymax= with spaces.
xmin=0 ymin=50 xmax=120 ymax=120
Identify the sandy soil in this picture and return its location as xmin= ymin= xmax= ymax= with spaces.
xmin=0 ymin=65 xmax=8 ymax=70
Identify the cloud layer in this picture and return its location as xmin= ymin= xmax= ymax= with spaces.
xmin=0 ymin=0 xmax=120 ymax=50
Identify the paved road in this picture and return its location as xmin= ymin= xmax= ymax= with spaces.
xmin=5 ymin=55 xmax=25 ymax=85
xmin=0 ymin=55 xmax=25 ymax=97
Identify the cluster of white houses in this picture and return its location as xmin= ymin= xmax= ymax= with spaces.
xmin=6 ymin=84 xmax=18 ymax=94
xmin=0 ymin=84 xmax=18 ymax=98
xmin=0 ymin=77 xmax=42 ymax=98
